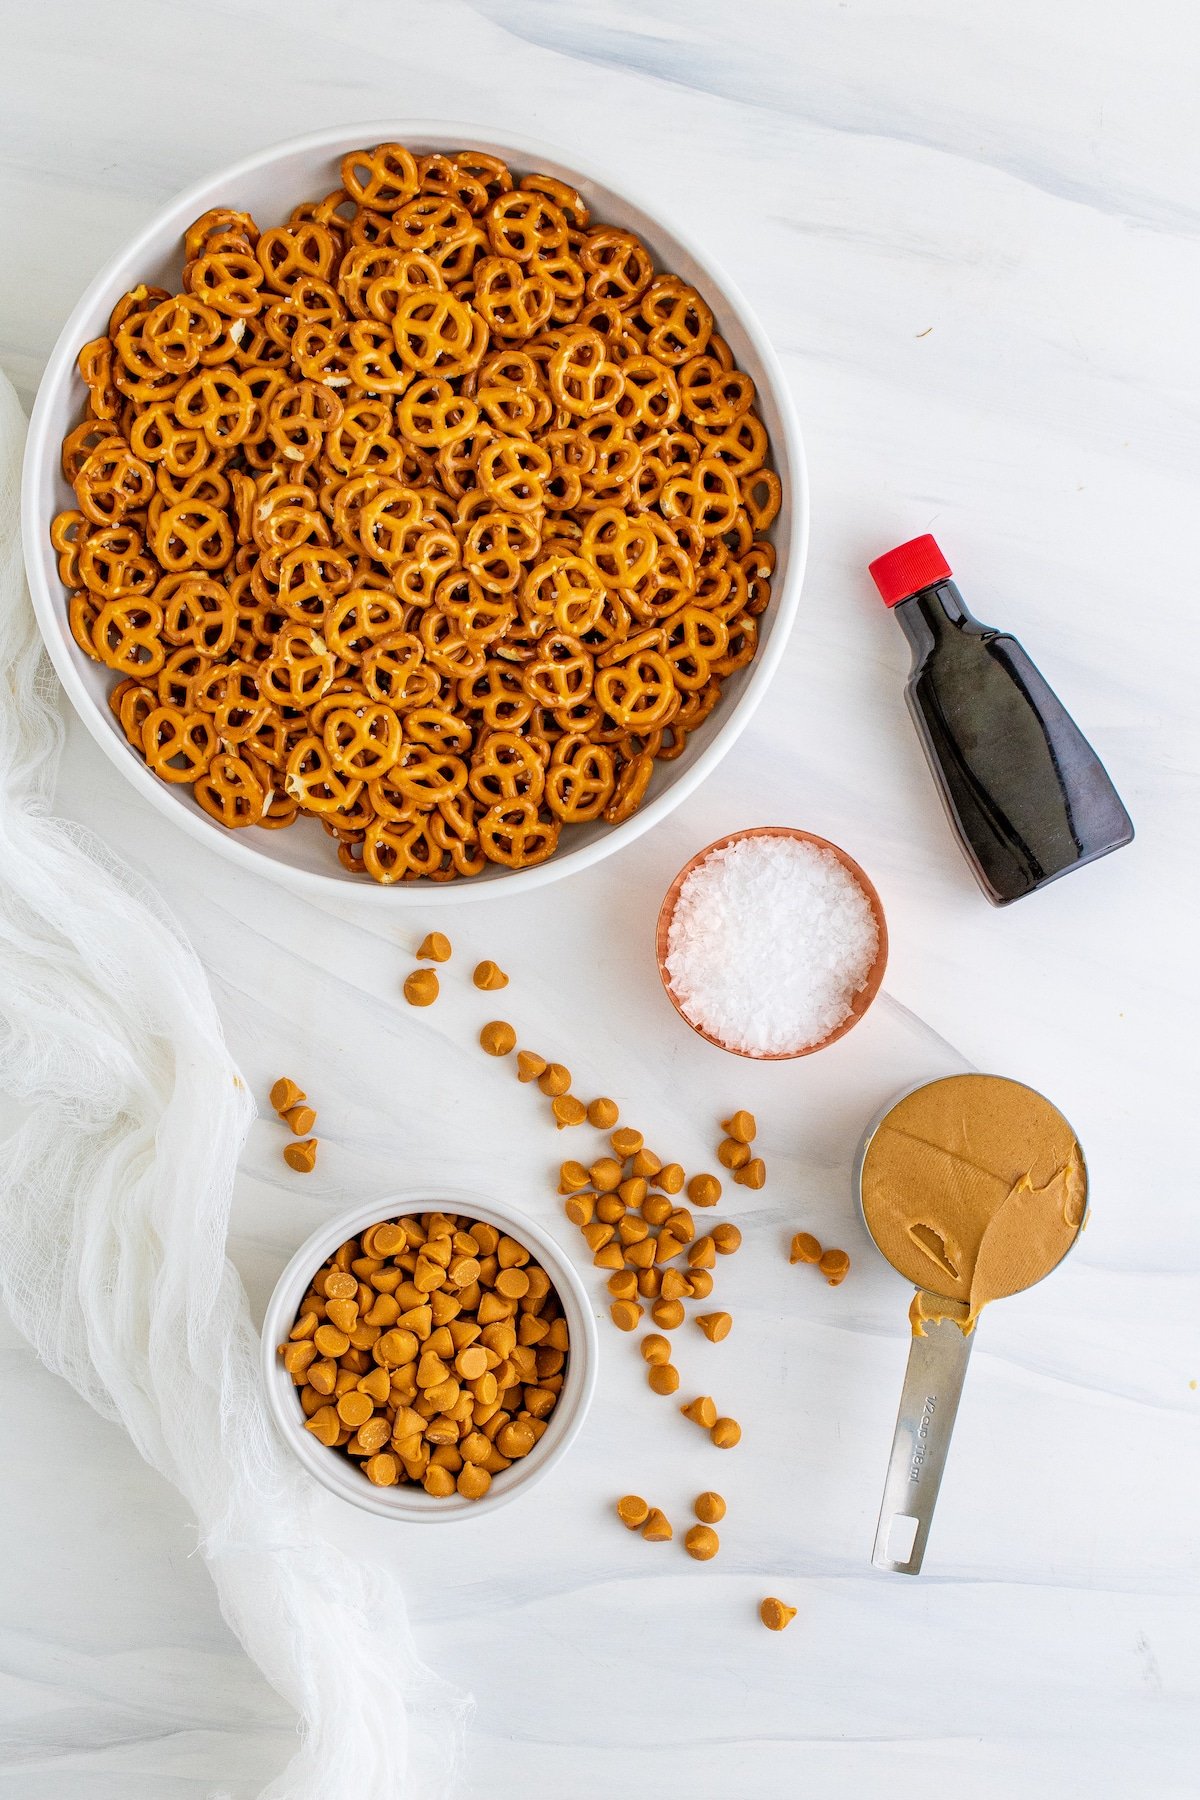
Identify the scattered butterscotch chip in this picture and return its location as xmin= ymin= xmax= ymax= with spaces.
xmin=654 ymin=1162 xmax=685 ymax=1194
xmin=538 ymin=1062 xmax=572 ymax=1097
xmin=711 ymin=1416 xmax=741 ymax=1449
xmin=416 ymin=932 xmax=452 ymax=963
xmin=647 ymin=1363 xmax=680 ymax=1395
xmin=722 ymin=1110 xmax=757 ymax=1144
xmin=479 ymin=1020 xmax=517 ymax=1057
xmin=641 ymin=1192 xmax=672 ymax=1227
xmin=696 ymin=1311 xmax=732 ymax=1342
xmin=681 ymin=1396 xmax=717 ymax=1428
xmin=596 ymin=1193 xmax=626 ymax=1224
xmin=659 ymin=1268 xmax=689 ymax=1302
xmin=583 ymin=1221 xmax=614 ymax=1252
xmin=686 ymin=1269 xmax=714 ymax=1299
xmin=559 ymin=1160 xmax=590 ymax=1193
xmin=685 ymin=1524 xmax=720 ymax=1561
xmin=617 ymin=1494 xmax=650 ymax=1530
xmin=270 ymin=1076 xmax=305 ymax=1114
xmin=610 ymin=1299 xmax=643 ymax=1331
xmin=687 ymin=1172 xmax=722 ymax=1208
xmin=819 ymin=1248 xmax=851 ymax=1286
xmin=590 ymin=1156 xmax=623 ymax=1193
xmin=711 ymin=1222 xmax=742 ymax=1255
xmin=607 ymin=1269 xmax=639 ymax=1300
xmin=687 ymin=1235 xmax=716 ymax=1269
xmin=284 ymin=1138 xmax=318 ymax=1173
xmin=594 ymin=1241 xmax=625 ymax=1269
xmin=717 ymin=1136 xmax=751 ymax=1170
xmin=650 ymin=1297 xmax=685 ymax=1330
xmin=473 ymin=959 xmax=508 ymax=990
xmin=789 ymin=1231 xmax=822 ymax=1264
xmin=640 ymin=1332 xmax=672 ymax=1364
xmin=587 ymin=1096 xmax=620 ymax=1129
xmin=517 ymin=1050 xmax=547 ymax=1083
xmin=641 ymin=1507 xmax=672 ymax=1542
xmin=403 ymin=968 xmax=439 ymax=1007
xmin=618 ymin=1175 xmax=648 ymax=1208
xmin=564 ymin=1193 xmax=595 ymax=1227
xmin=632 ymin=1147 xmax=662 ymax=1179
xmin=734 ymin=1157 xmax=766 ymax=1189
xmin=283 ymin=1103 xmax=317 ymax=1136
xmin=611 ymin=1126 xmax=643 ymax=1158
xmin=553 ymin=1095 xmax=588 ymax=1128
xmin=760 ymin=1597 xmax=797 ymax=1631
xmin=694 ymin=1490 xmax=726 ymax=1524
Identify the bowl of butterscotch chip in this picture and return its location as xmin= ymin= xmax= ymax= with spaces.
xmin=23 ymin=122 xmax=805 ymax=903
xmin=261 ymin=1192 xmax=598 ymax=1519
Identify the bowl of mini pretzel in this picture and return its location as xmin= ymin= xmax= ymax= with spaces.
xmin=23 ymin=122 xmax=806 ymax=902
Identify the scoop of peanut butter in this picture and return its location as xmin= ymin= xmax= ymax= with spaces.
xmin=861 ymin=1074 xmax=1087 ymax=1333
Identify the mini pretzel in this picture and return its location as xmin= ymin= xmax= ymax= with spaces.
xmin=51 ymin=142 xmax=777 ymax=881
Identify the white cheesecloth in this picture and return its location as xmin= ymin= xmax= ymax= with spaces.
xmin=0 ymin=369 xmax=469 ymax=1797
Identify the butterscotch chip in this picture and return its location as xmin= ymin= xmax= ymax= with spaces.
xmin=610 ymin=1299 xmax=643 ymax=1331
xmin=632 ymin=1148 xmax=662 ymax=1179
xmin=284 ymin=1103 xmax=317 ymax=1136
xmin=564 ymin=1193 xmax=595 ymax=1227
xmin=538 ymin=1062 xmax=572 ymax=1097
xmin=594 ymin=1242 xmax=625 ymax=1270
xmin=659 ymin=1269 xmax=689 ymax=1302
xmin=687 ymin=1172 xmax=722 ymax=1208
xmin=760 ymin=1597 xmax=797 ymax=1631
xmin=457 ymin=1464 xmax=491 ymax=1500
xmin=711 ymin=1416 xmax=741 ymax=1448
xmin=372 ymin=1223 xmax=407 ymax=1256
xmin=666 ymin=1207 xmax=695 ymax=1243
xmin=685 ymin=1524 xmax=719 ymax=1561
xmin=270 ymin=1076 xmax=305 ymax=1114
xmin=323 ymin=1270 xmax=357 ymax=1300
xmin=497 ymin=1419 xmax=536 ymax=1459
xmin=559 ymin=1160 xmax=590 ymax=1193
xmin=624 ymin=1238 xmax=656 ymax=1269
xmin=403 ymin=968 xmax=439 ymax=1007
xmin=553 ymin=1095 xmax=588 ymax=1128
xmin=596 ymin=1193 xmax=626 ymax=1224
xmin=423 ymin=1464 xmax=457 ymax=1496
xmin=337 ymin=1390 xmax=374 ymax=1428
xmin=717 ymin=1137 xmax=751 ymax=1170
xmin=641 ymin=1192 xmax=672 ymax=1226
xmin=583 ymin=1221 xmax=614 ymax=1251
xmin=364 ymin=1453 xmax=400 ymax=1487
xmin=654 ymin=1162 xmax=685 ymax=1194
xmin=696 ymin=1311 xmax=732 ymax=1342
xmin=313 ymin=1323 xmax=349 ymax=1357
xmin=473 ymin=959 xmax=508 ymax=990
xmin=455 ymin=1345 xmax=489 ymax=1381
xmin=694 ymin=1490 xmax=726 ymax=1524
xmin=711 ymin=1223 xmax=742 ymax=1255
xmin=517 ymin=1050 xmax=547 ymax=1082
xmin=687 ymin=1236 xmax=715 ymax=1270
xmin=650 ymin=1297 xmax=684 ymax=1330
xmin=618 ymin=1176 xmax=648 ymax=1208
xmin=655 ymin=1231 xmax=685 ymax=1264
xmin=723 ymin=1110 xmax=756 ymax=1144
xmin=641 ymin=1507 xmax=672 ymax=1542
xmin=495 ymin=1267 xmax=530 ymax=1299
xmin=284 ymin=1137 xmax=318 ymax=1173
xmin=416 ymin=932 xmax=452 ymax=963
xmin=590 ymin=1156 xmax=623 ymax=1193
xmin=617 ymin=1494 xmax=650 ymax=1530
xmin=789 ymin=1231 xmax=822 ymax=1264
xmin=636 ymin=1267 xmax=662 ymax=1298
xmin=819 ymin=1248 xmax=851 ymax=1285
xmin=680 ymin=1396 xmax=716 ymax=1428
xmin=608 ymin=1269 xmax=639 ymax=1300
xmin=611 ymin=1126 xmax=643 ymax=1157
xmin=640 ymin=1333 xmax=672 ymax=1365
xmin=734 ymin=1158 xmax=766 ymax=1189
xmin=480 ymin=1020 xmax=517 ymax=1056
xmin=647 ymin=1363 xmax=680 ymax=1395
xmin=587 ymin=1096 xmax=619 ymax=1129
xmin=686 ymin=1269 xmax=714 ymax=1299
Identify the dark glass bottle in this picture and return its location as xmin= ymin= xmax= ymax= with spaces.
xmin=869 ymin=536 xmax=1133 ymax=905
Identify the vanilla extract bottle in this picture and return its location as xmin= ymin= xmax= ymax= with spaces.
xmin=869 ymin=536 xmax=1133 ymax=905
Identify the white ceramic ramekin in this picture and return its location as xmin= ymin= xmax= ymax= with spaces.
xmin=22 ymin=120 xmax=808 ymax=905
xmin=260 ymin=1190 xmax=598 ymax=1521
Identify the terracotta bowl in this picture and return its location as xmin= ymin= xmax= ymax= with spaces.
xmin=655 ymin=826 xmax=889 ymax=1060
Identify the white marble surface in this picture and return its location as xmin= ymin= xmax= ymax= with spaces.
xmin=2 ymin=2 xmax=1198 ymax=1795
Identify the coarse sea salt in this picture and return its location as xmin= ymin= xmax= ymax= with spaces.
xmin=665 ymin=835 xmax=880 ymax=1056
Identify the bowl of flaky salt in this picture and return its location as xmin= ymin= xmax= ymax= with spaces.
xmin=655 ymin=827 xmax=888 ymax=1059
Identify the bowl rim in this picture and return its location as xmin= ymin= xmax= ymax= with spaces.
xmin=21 ymin=118 xmax=809 ymax=906
xmin=260 ymin=1186 xmax=600 ymax=1521
xmin=655 ymin=825 xmax=889 ymax=1059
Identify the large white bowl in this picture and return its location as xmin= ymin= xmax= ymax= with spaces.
xmin=260 ymin=1190 xmax=599 ymax=1522
xmin=22 ymin=122 xmax=808 ymax=905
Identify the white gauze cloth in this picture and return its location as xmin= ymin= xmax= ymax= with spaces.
xmin=0 ymin=369 xmax=469 ymax=1798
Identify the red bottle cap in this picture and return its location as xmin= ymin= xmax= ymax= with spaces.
xmin=868 ymin=535 xmax=952 ymax=608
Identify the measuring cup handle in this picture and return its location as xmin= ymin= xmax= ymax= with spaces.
xmin=871 ymin=1310 xmax=976 ymax=1574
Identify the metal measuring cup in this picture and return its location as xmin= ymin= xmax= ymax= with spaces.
xmin=855 ymin=1075 xmax=1088 ymax=1575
